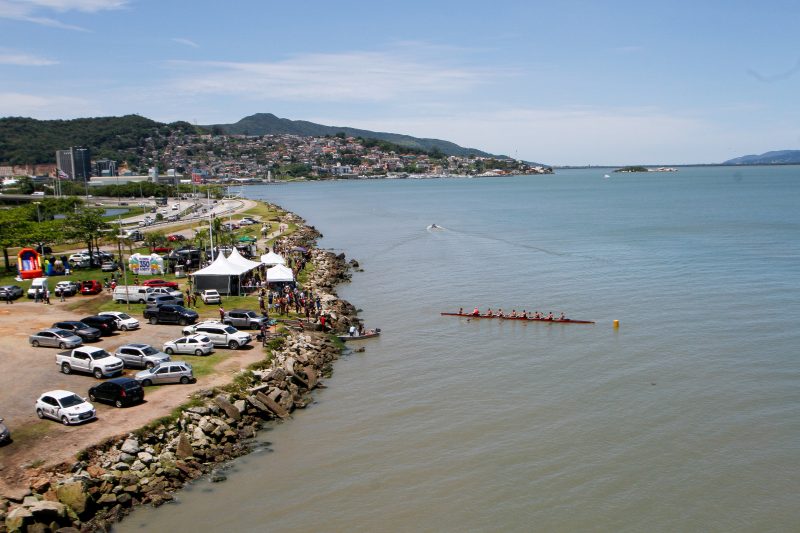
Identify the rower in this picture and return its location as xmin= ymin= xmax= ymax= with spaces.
xmin=497 ymin=308 xmax=504 ymax=318
xmin=534 ymin=311 xmax=541 ymax=319
xmin=510 ymin=309 xmax=517 ymax=318
xmin=485 ymin=308 xmax=493 ymax=317
xmin=472 ymin=307 xmax=480 ymax=316
xmin=559 ymin=312 xmax=566 ymax=321
xmin=547 ymin=312 xmax=554 ymax=320
xmin=459 ymin=307 xmax=463 ymax=315
xmin=521 ymin=310 xmax=528 ymax=318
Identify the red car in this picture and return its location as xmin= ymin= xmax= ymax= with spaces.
xmin=167 ymin=234 xmax=186 ymax=242
xmin=151 ymin=246 xmax=172 ymax=254
xmin=80 ymin=280 xmax=103 ymax=295
xmin=142 ymin=278 xmax=179 ymax=289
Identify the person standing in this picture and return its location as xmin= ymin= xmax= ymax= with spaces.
xmin=60 ymin=288 xmax=65 ymax=302
xmin=5 ymin=290 xmax=11 ymax=304
xmin=219 ymin=305 xmax=225 ymax=321
xmin=34 ymin=288 xmax=41 ymax=303
xmin=258 ymin=294 xmax=266 ymax=314
xmin=44 ymin=289 xmax=51 ymax=305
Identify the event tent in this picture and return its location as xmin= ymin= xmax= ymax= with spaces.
xmin=191 ymin=253 xmax=247 ymax=295
xmin=260 ymin=251 xmax=286 ymax=266
xmin=227 ymin=248 xmax=263 ymax=271
xmin=266 ymin=264 xmax=295 ymax=283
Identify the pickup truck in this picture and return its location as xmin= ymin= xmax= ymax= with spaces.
xmin=143 ymin=304 xmax=198 ymax=326
xmin=56 ymin=346 xmax=124 ymax=379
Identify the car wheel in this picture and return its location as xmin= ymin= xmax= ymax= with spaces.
xmin=93 ymin=368 xmax=103 ymax=379
xmin=228 ymin=340 xmax=239 ymax=350
xmin=31 ymin=340 xmax=39 ymax=347
xmin=121 ymin=325 xmax=128 ymax=331
xmin=61 ymin=363 xmax=71 ymax=374
xmin=116 ymin=299 xmax=125 ymax=304
xmin=142 ymin=379 xmax=152 ymax=387
xmin=165 ymin=347 xmax=174 ymax=355
xmin=139 ymin=299 xmax=146 ymax=304
xmin=195 ymin=349 xmax=204 ymax=356
xmin=36 ymin=408 xmax=44 ymax=419
xmin=179 ymin=318 xmax=188 ymax=326
xmin=149 ymin=317 xmax=158 ymax=325
xmin=180 ymin=376 xmax=189 ymax=384
xmin=115 ymin=399 xmax=123 ymax=408
xmin=89 ymin=393 xmax=96 ymax=402
xmin=61 ymin=416 xmax=70 ymax=426
xmin=145 ymin=361 xmax=155 ymax=369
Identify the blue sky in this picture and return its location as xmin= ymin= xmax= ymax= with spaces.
xmin=1 ymin=0 xmax=798 ymax=165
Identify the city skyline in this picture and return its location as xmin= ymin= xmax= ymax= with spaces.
xmin=1 ymin=0 xmax=798 ymax=165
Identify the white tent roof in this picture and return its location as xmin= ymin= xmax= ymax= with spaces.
xmin=260 ymin=251 xmax=286 ymax=266
xmin=192 ymin=252 xmax=248 ymax=276
xmin=227 ymin=248 xmax=262 ymax=271
xmin=266 ymin=264 xmax=294 ymax=283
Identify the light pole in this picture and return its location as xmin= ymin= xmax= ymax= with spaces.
xmin=33 ymin=202 xmax=41 ymax=223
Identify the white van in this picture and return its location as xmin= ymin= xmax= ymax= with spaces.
xmin=113 ymin=285 xmax=151 ymax=304
xmin=27 ymin=278 xmax=49 ymax=299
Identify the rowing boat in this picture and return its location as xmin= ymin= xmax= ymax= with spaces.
xmin=338 ymin=329 xmax=381 ymax=341
xmin=440 ymin=312 xmax=594 ymax=324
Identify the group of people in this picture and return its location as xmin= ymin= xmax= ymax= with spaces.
xmin=464 ymin=308 xmax=566 ymax=321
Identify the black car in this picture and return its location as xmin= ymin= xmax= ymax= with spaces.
xmin=80 ymin=315 xmax=118 ymax=336
xmin=52 ymin=321 xmax=101 ymax=341
xmin=143 ymin=304 xmax=199 ymax=326
xmin=88 ymin=377 xmax=144 ymax=408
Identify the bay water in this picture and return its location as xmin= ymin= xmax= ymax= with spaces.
xmin=120 ymin=166 xmax=800 ymax=532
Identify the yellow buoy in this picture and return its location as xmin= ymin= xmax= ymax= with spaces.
xmin=613 ymin=320 xmax=620 ymax=328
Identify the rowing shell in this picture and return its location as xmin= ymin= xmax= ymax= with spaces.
xmin=440 ymin=312 xmax=594 ymax=324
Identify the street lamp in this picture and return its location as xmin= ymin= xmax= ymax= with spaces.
xmin=33 ymin=201 xmax=41 ymax=223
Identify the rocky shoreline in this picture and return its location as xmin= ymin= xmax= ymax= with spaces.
xmin=0 ymin=206 xmax=363 ymax=532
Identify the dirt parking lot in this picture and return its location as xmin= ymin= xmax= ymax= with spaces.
xmin=0 ymin=295 xmax=267 ymax=495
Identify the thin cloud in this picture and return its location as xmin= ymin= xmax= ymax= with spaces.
xmin=747 ymin=57 xmax=800 ymax=82
xmin=0 ymin=92 xmax=92 ymax=118
xmin=172 ymin=37 xmax=200 ymax=48
xmin=164 ymin=51 xmax=500 ymax=102
xmin=0 ymin=49 xmax=58 ymax=66
xmin=0 ymin=0 xmax=127 ymax=31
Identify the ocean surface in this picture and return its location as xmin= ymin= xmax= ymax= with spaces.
xmin=120 ymin=166 xmax=800 ymax=532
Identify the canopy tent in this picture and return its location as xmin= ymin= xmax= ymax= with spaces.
xmin=260 ymin=251 xmax=286 ymax=266
xmin=226 ymin=248 xmax=263 ymax=271
xmin=238 ymin=236 xmax=257 ymax=242
xmin=266 ymin=264 xmax=295 ymax=283
xmin=191 ymin=253 xmax=247 ymax=295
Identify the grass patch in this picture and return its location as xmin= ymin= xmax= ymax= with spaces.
xmin=9 ymin=421 xmax=51 ymax=447
xmin=186 ymin=351 xmax=230 ymax=378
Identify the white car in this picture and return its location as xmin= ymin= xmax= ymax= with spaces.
xmin=35 ymin=390 xmax=96 ymax=425
xmin=163 ymin=334 xmax=214 ymax=356
xmin=98 ymin=311 xmax=140 ymax=331
xmin=200 ymin=289 xmax=221 ymax=304
xmin=182 ymin=321 xmax=252 ymax=350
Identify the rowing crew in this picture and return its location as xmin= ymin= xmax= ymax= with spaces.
xmin=461 ymin=307 xmax=566 ymax=320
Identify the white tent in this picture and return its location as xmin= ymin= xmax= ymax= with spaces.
xmin=227 ymin=248 xmax=263 ymax=271
xmin=191 ymin=253 xmax=248 ymax=295
xmin=260 ymin=251 xmax=286 ymax=266
xmin=266 ymin=264 xmax=295 ymax=283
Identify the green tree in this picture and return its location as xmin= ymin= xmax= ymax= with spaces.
xmin=144 ymin=231 xmax=167 ymax=251
xmin=64 ymin=208 xmax=108 ymax=268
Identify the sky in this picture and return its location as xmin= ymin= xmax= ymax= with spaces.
xmin=1 ymin=0 xmax=798 ymax=165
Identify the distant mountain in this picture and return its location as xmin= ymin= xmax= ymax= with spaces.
xmin=207 ymin=113 xmax=501 ymax=158
xmin=723 ymin=150 xmax=800 ymax=165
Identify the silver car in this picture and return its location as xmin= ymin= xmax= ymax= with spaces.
xmin=135 ymin=361 xmax=194 ymax=386
xmin=0 ymin=418 xmax=10 ymax=444
xmin=163 ymin=334 xmax=214 ymax=356
xmin=115 ymin=343 xmax=171 ymax=369
xmin=29 ymin=328 xmax=83 ymax=349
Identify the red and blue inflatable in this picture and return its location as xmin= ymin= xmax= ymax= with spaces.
xmin=17 ymin=248 xmax=43 ymax=279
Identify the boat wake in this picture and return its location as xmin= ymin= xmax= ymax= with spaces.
xmin=427 ymin=224 xmax=445 ymax=231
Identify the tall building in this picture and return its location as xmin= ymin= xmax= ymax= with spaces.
xmin=94 ymin=159 xmax=117 ymax=176
xmin=55 ymin=147 xmax=91 ymax=180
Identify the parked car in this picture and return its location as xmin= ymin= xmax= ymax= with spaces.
xmin=151 ymin=246 xmax=172 ymax=254
xmin=167 ymin=234 xmax=186 ymax=242
xmin=52 ymin=321 xmax=101 ymax=342
xmin=113 ymin=285 xmax=151 ymax=304
xmin=223 ymin=309 xmax=270 ymax=330
xmin=142 ymin=279 xmax=179 ymax=290
xmin=88 ymin=377 xmax=144 ymax=408
xmin=143 ymin=304 xmax=198 ymax=325
xmin=68 ymin=253 xmax=91 ymax=265
xmin=100 ymin=260 xmax=118 ymax=272
xmin=114 ymin=343 xmax=171 ymax=369
xmin=200 ymin=289 xmax=221 ymax=304
xmin=56 ymin=346 xmax=124 ymax=379
xmin=0 ymin=285 xmax=23 ymax=300
xmin=80 ymin=280 xmax=103 ymax=295
xmin=98 ymin=311 xmax=140 ymax=331
xmin=29 ymin=328 xmax=83 ymax=349
xmin=238 ymin=217 xmax=257 ymax=226
xmin=182 ymin=321 xmax=252 ymax=349
xmin=35 ymin=390 xmax=96 ymax=425
xmin=80 ymin=315 xmax=118 ymax=336
xmin=135 ymin=361 xmax=194 ymax=386
xmin=146 ymin=286 xmax=184 ymax=299
xmin=145 ymin=294 xmax=184 ymax=307
xmin=163 ymin=334 xmax=214 ymax=356
xmin=27 ymin=278 xmax=49 ymax=299
xmin=54 ymin=280 xmax=80 ymax=297
xmin=0 ymin=417 xmax=10 ymax=444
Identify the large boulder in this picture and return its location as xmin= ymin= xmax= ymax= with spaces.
xmin=55 ymin=481 xmax=91 ymax=518
xmin=120 ymin=438 xmax=140 ymax=455
xmin=215 ymin=395 xmax=242 ymax=421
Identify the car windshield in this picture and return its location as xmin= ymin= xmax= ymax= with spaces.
xmin=198 ymin=336 xmax=210 ymax=342
xmin=60 ymin=394 xmax=84 ymax=408
xmin=75 ymin=322 xmax=90 ymax=329
xmin=89 ymin=350 xmax=112 ymax=360
xmin=123 ymin=382 xmax=140 ymax=390
xmin=223 ymin=326 xmax=237 ymax=333
xmin=117 ymin=313 xmax=131 ymax=320
xmin=142 ymin=346 xmax=159 ymax=355
xmin=245 ymin=312 xmax=257 ymax=318
xmin=53 ymin=329 xmax=72 ymax=337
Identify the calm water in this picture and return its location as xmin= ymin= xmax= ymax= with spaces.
xmin=120 ymin=167 xmax=800 ymax=532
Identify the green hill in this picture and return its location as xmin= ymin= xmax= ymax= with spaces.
xmin=0 ymin=115 xmax=198 ymax=166
xmin=208 ymin=113 xmax=502 ymax=158
xmin=722 ymin=150 xmax=800 ymax=165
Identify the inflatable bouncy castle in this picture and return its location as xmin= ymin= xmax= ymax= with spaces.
xmin=18 ymin=248 xmax=43 ymax=279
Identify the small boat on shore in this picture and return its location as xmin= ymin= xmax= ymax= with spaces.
xmin=338 ymin=329 xmax=381 ymax=341
xmin=440 ymin=312 xmax=594 ymax=324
